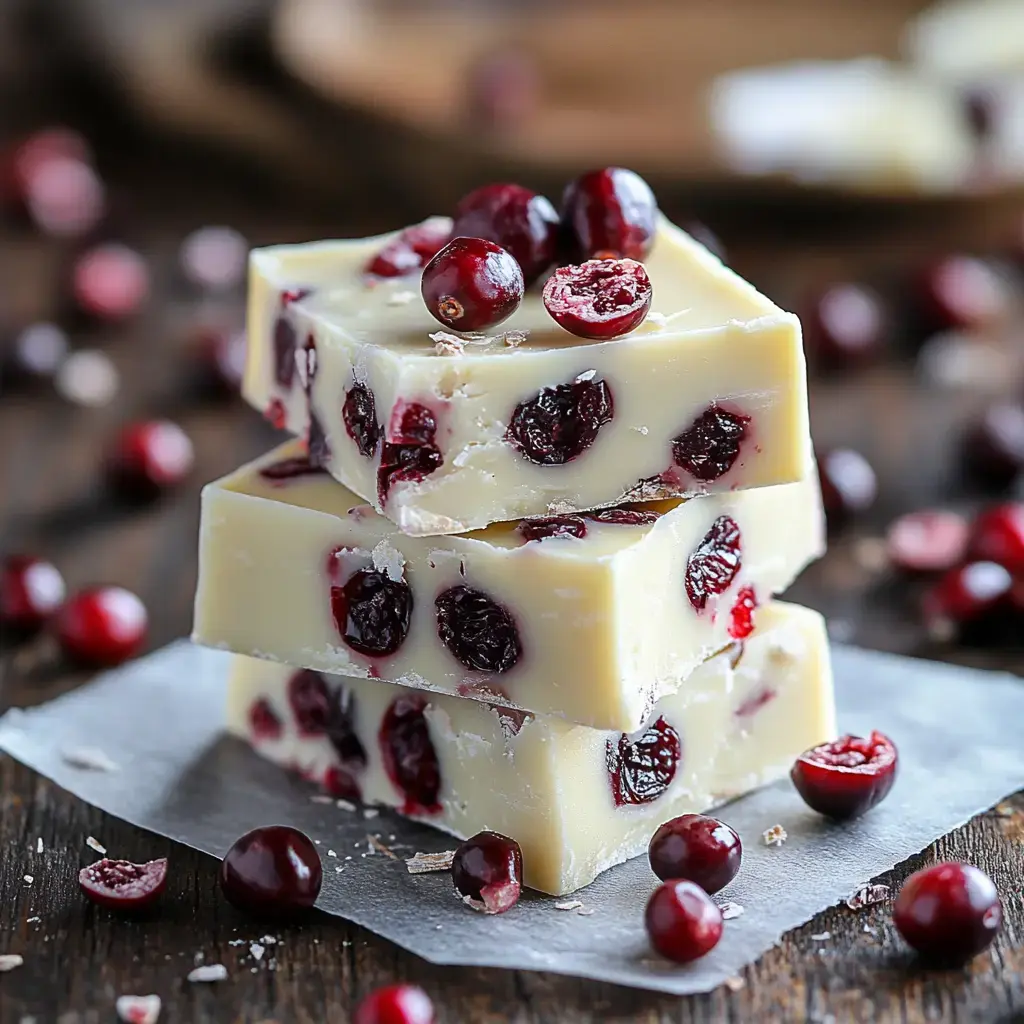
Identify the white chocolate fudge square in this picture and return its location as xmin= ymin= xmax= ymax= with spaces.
xmin=245 ymin=216 xmax=810 ymax=535
xmin=225 ymin=602 xmax=836 ymax=895
xmin=193 ymin=440 xmax=823 ymax=732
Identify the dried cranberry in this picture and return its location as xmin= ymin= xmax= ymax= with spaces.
xmin=587 ymin=506 xmax=661 ymax=526
xmin=435 ymin=585 xmax=522 ymax=674
xmin=543 ymin=258 xmax=652 ymax=340
xmin=645 ymin=879 xmax=723 ymax=964
xmin=219 ymin=825 xmax=322 ymax=917
xmin=506 ymin=376 xmax=613 ymax=465
xmin=379 ymin=695 xmax=441 ymax=814
xmin=71 ymin=244 xmax=149 ymax=322
xmin=607 ymin=716 xmax=681 ymax=806
xmin=561 ymin=167 xmax=658 ymax=261
xmin=354 ymin=984 xmax=435 ymax=1024
xmin=451 ymin=830 xmax=523 ymax=914
xmin=885 ymin=510 xmax=969 ymax=573
xmin=685 ymin=516 xmax=742 ymax=612
xmin=647 ymin=813 xmax=742 ymax=893
xmin=287 ymin=669 xmax=330 ymax=735
xmin=0 ymin=555 xmax=65 ymax=632
xmin=894 ymin=862 xmax=1001 ymax=964
xmin=331 ymin=568 xmax=413 ymax=658
xmin=805 ymin=283 xmax=885 ymax=371
xmin=922 ymin=561 xmax=1012 ymax=636
xmin=517 ymin=514 xmax=587 ymax=542
xmin=343 ymin=381 xmax=381 ymax=459
xmin=79 ymin=857 xmax=167 ymax=911
xmin=108 ymin=420 xmax=194 ymax=500
xmin=728 ymin=585 xmax=757 ymax=640
xmin=671 ymin=405 xmax=750 ymax=482
xmin=258 ymin=454 xmax=329 ymax=483
xmin=791 ymin=730 xmax=898 ymax=819
xmin=817 ymin=448 xmax=877 ymax=525
xmin=915 ymin=256 xmax=1009 ymax=333
xmin=322 ymin=764 xmax=361 ymax=801
xmin=963 ymin=403 xmax=1024 ymax=489
xmin=377 ymin=402 xmax=443 ymax=505
xmin=273 ymin=315 xmax=298 ymax=390
xmin=56 ymin=586 xmax=147 ymax=666
xmin=366 ymin=218 xmax=451 ymax=278
xmin=325 ymin=684 xmax=368 ymax=769
xmin=249 ymin=699 xmax=282 ymax=741
xmin=968 ymin=504 xmax=1024 ymax=571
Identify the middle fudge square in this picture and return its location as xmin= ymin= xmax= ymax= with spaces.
xmin=193 ymin=439 xmax=823 ymax=731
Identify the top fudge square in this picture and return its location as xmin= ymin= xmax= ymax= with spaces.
xmin=245 ymin=216 xmax=810 ymax=536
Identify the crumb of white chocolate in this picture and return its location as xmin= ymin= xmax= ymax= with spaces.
xmin=371 ymin=539 xmax=406 ymax=583
xmin=405 ymin=850 xmax=455 ymax=874
xmin=387 ymin=290 xmax=417 ymax=306
xmin=575 ymin=368 xmax=596 ymax=382
xmin=502 ymin=329 xmax=527 ymax=348
xmin=250 ymin=943 xmax=265 ymax=962
xmin=115 ymin=994 xmax=161 ymax=1024
xmin=35 ymin=838 xmax=42 ymax=854
xmin=363 ymin=808 xmax=380 ymax=819
xmin=576 ymin=907 xmax=596 ymax=916
xmin=720 ymin=901 xmax=745 ymax=920
xmin=86 ymin=836 xmax=106 ymax=855
xmin=336 ymin=799 xmax=357 ymax=812
xmin=187 ymin=964 xmax=228 ymax=983
xmin=846 ymin=883 xmax=890 ymax=910
xmin=810 ymin=931 xmax=831 ymax=941
xmin=0 ymin=955 xmax=24 ymax=973
xmin=632 ymin=425 xmax=650 ymax=435
xmin=429 ymin=331 xmax=465 ymax=355
xmin=309 ymin=794 xmax=333 ymax=804
xmin=554 ymin=900 xmax=583 ymax=911
xmin=646 ymin=311 xmax=668 ymax=326
xmin=762 ymin=824 xmax=788 ymax=847
xmin=724 ymin=976 xmax=745 ymax=992
xmin=61 ymin=746 xmax=119 ymax=771
xmin=23 ymin=875 xmax=33 ymax=885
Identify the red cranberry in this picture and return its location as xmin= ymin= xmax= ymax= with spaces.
xmin=728 ymin=585 xmax=757 ymax=640
xmin=647 ymin=813 xmax=742 ymax=893
xmin=968 ymin=503 xmax=1024 ymax=571
xmin=685 ymin=516 xmax=742 ymax=612
xmin=271 ymin=288 xmax=311 ymax=390
xmin=72 ymin=244 xmax=149 ymax=322
xmin=542 ymin=258 xmax=652 ymax=340
xmin=894 ymin=862 xmax=1001 ymax=964
xmin=805 ymin=283 xmax=885 ymax=370
xmin=220 ymin=825 xmax=322 ymax=916
xmin=343 ymin=381 xmax=381 ymax=459
xmin=506 ymin=376 xmax=614 ymax=465
xmin=817 ymin=449 xmax=877 ymax=524
xmin=451 ymin=830 xmax=523 ymax=914
xmin=331 ymin=568 xmax=413 ymax=658
xmin=561 ymin=167 xmax=658 ymax=261
xmin=915 ymin=256 xmax=1009 ymax=333
xmin=79 ymin=857 xmax=167 ymax=911
xmin=258 ymin=454 xmax=329 ymax=483
xmin=435 ymin=585 xmax=522 ymax=674
xmin=645 ymin=879 xmax=723 ymax=964
xmin=5 ymin=127 xmax=91 ymax=202
xmin=421 ymin=237 xmax=524 ymax=332
xmin=323 ymin=764 xmax=362 ymax=801
xmin=517 ymin=514 xmax=587 ymax=542
xmin=885 ymin=510 xmax=969 ymax=573
xmin=108 ymin=421 xmax=194 ymax=499
xmin=366 ymin=218 xmax=451 ymax=278
xmin=249 ymin=699 xmax=282 ymax=741
xmin=671 ymin=405 xmax=750 ymax=482
xmin=325 ymin=683 xmax=368 ymax=770
xmin=453 ymin=184 xmax=558 ymax=287
xmin=922 ymin=561 xmax=1012 ymax=635
xmin=4 ymin=322 xmax=69 ymax=385
xmin=963 ymin=403 xmax=1024 ymax=488
xmin=354 ymin=984 xmax=435 ymax=1024
xmin=0 ymin=555 xmax=65 ymax=632
xmin=379 ymin=695 xmax=441 ymax=814
xmin=377 ymin=402 xmax=443 ymax=505
xmin=607 ymin=716 xmax=681 ymax=807
xmin=790 ymin=731 xmax=898 ymax=819
xmin=56 ymin=586 xmax=147 ymax=666
xmin=587 ymin=506 xmax=661 ymax=526
xmin=287 ymin=669 xmax=330 ymax=735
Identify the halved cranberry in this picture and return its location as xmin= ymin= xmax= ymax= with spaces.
xmin=885 ymin=510 xmax=969 ymax=573
xmin=325 ymin=684 xmax=368 ymax=769
xmin=0 ymin=555 xmax=65 ymax=632
xmin=249 ymin=699 xmax=282 ymax=741
xmin=273 ymin=315 xmax=297 ymax=390
xmin=817 ymin=448 xmax=877 ymax=524
xmin=108 ymin=421 xmax=194 ymax=500
xmin=805 ymin=283 xmax=885 ymax=370
xmin=728 ymin=585 xmax=757 ymax=640
xmin=366 ymin=218 xmax=452 ymax=278
xmin=71 ymin=244 xmax=149 ymax=322
xmin=685 ymin=516 xmax=742 ymax=612
xmin=542 ymin=258 xmax=652 ymax=340
xmin=963 ymin=403 xmax=1024 ymax=488
xmin=56 ymin=586 xmax=147 ymax=666
xmin=791 ymin=730 xmax=898 ymax=819
xmin=258 ymin=453 xmax=329 ymax=483
xmin=647 ymin=813 xmax=742 ymax=893
xmin=671 ymin=405 xmax=750 ymax=482
xmin=517 ymin=514 xmax=587 ymax=542
xmin=587 ymin=506 xmax=661 ymax=526
xmin=343 ymin=381 xmax=381 ymax=459
xmin=453 ymin=184 xmax=558 ymax=286
xmin=894 ymin=862 xmax=1001 ymax=964
xmin=377 ymin=402 xmax=443 ymax=505
xmin=451 ymin=830 xmax=523 ymax=914
xmin=968 ymin=504 xmax=1024 ymax=571
xmin=219 ymin=825 xmax=322 ymax=917
xmin=354 ymin=985 xmax=435 ymax=1024
xmin=645 ymin=879 xmax=723 ymax=964
xmin=435 ymin=585 xmax=522 ymax=674
xmin=379 ymin=695 xmax=441 ymax=814
xmin=607 ymin=716 xmax=681 ymax=806
xmin=79 ymin=857 xmax=167 ymax=911
xmin=915 ymin=256 xmax=1009 ymax=333
xmin=331 ymin=568 xmax=413 ymax=658
xmin=922 ymin=561 xmax=1012 ymax=635
xmin=506 ymin=376 xmax=613 ymax=465
xmin=421 ymin=236 xmax=524 ymax=332
xmin=287 ymin=669 xmax=330 ymax=735
xmin=561 ymin=167 xmax=658 ymax=261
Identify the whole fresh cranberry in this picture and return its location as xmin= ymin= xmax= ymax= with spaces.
xmin=894 ymin=862 xmax=1001 ymax=964
xmin=922 ymin=561 xmax=1012 ymax=638
xmin=645 ymin=879 xmax=723 ymax=964
xmin=421 ymin=237 xmax=524 ymax=332
xmin=0 ymin=555 xmax=65 ymax=632
xmin=561 ymin=167 xmax=658 ymax=261
xmin=354 ymin=984 xmax=435 ymax=1024
xmin=671 ymin=405 xmax=750 ymax=482
xmin=71 ymin=243 xmax=150 ymax=322
xmin=648 ymin=814 xmax=742 ymax=893
xmin=378 ymin=695 xmax=441 ymax=814
xmin=963 ymin=403 xmax=1024 ymax=489
xmin=968 ymin=504 xmax=1024 ymax=571
xmin=453 ymin=184 xmax=558 ymax=286
xmin=108 ymin=421 xmax=195 ymax=499
xmin=451 ymin=830 xmax=523 ymax=914
xmin=435 ymin=585 xmax=522 ymax=674
xmin=885 ymin=510 xmax=969 ymax=573
xmin=542 ymin=258 xmax=652 ymax=340
xmin=805 ymin=283 xmax=885 ymax=370
xmin=219 ymin=825 xmax=322 ymax=916
xmin=331 ymin=568 xmax=414 ymax=658
xmin=79 ymin=857 xmax=167 ymax=911
xmin=791 ymin=731 xmax=898 ymax=819
xmin=607 ymin=717 xmax=681 ymax=806
xmin=506 ymin=376 xmax=614 ymax=465
xmin=915 ymin=256 xmax=1009 ymax=334
xmin=56 ymin=586 xmax=148 ymax=666
xmin=817 ymin=449 xmax=877 ymax=525
xmin=366 ymin=218 xmax=451 ymax=278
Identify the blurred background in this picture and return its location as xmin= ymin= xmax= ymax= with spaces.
xmin=2 ymin=0 xmax=1024 ymax=689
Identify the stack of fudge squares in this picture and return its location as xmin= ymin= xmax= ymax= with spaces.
xmin=192 ymin=170 xmax=837 ymax=898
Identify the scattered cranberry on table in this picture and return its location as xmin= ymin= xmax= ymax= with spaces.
xmin=816 ymin=448 xmax=877 ymax=526
xmin=71 ymin=243 xmax=150 ymax=322
xmin=0 ymin=555 xmax=66 ymax=633
xmin=885 ymin=510 xmax=969 ymax=574
xmin=108 ymin=420 xmax=195 ymax=500
xmin=542 ymin=258 xmax=653 ymax=340
xmin=914 ymin=255 xmax=1010 ymax=334
xmin=804 ymin=283 xmax=885 ymax=371
xmin=967 ymin=503 xmax=1024 ymax=571
xmin=894 ymin=862 xmax=1001 ymax=964
xmin=451 ymin=830 xmax=523 ymax=914
xmin=922 ymin=561 xmax=1012 ymax=640
xmin=219 ymin=825 xmax=322 ymax=917
xmin=790 ymin=731 xmax=898 ymax=819
xmin=78 ymin=857 xmax=167 ymax=911
xmin=962 ymin=403 xmax=1024 ymax=489
xmin=645 ymin=879 xmax=724 ymax=964
xmin=647 ymin=813 xmax=742 ymax=893
xmin=353 ymin=984 xmax=435 ymax=1024
xmin=55 ymin=586 xmax=148 ymax=666
xmin=560 ymin=167 xmax=658 ymax=261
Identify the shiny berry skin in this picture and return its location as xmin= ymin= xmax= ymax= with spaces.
xmin=791 ymin=731 xmax=898 ymax=819
xmin=685 ymin=516 xmax=742 ymax=612
xmin=377 ymin=402 xmax=443 ymax=504
xmin=452 ymin=184 xmax=558 ymax=287
xmin=71 ymin=244 xmax=150 ymax=322
xmin=56 ymin=586 xmax=148 ymax=666
xmin=543 ymin=258 xmax=652 ymax=340
xmin=645 ymin=879 xmax=723 ymax=964
xmin=648 ymin=814 xmax=742 ymax=893
xmin=219 ymin=825 xmax=322 ymax=916
xmin=379 ymin=695 xmax=441 ymax=814
xmin=607 ymin=716 xmax=681 ymax=806
xmin=885 ymin=510 xmax=969 ymax=573
xmin=817 ymin=448 xmax=877 ymax=524
xmin=561 ymin=167 xmax=658 ymax=261
xmin=0 ymin=555 xmax=65 ymax=632
xmin=343 ymin=381 xmax=381 ymax=459
xmin=435 ymin=585 xmax=522 ymax=674
xmin=354 ymin=984 xmax=435 ymax=1024
xmin=108 ymin=420 xmax=194 ymax=499
xmin=805 ymin=283 xmax=885 ymax=370
xmin=963 ymin=403 xmax=1024 ymax=488
xmin=671 ymin=405 xmax=750 ymax=482
xmin=894 ymin=862 xmax=1001 ymax=964
xmin=922 ymin=561 xmax=1012 ymax=636
xmin=518 ymin=514 xmax=587 ymax=542
xmin=915 ymin=256 xmax=1009 ymax=333
xmin=79 ymin=857 xmax=167 ymax=911
xmin=968 ymin=503 xmax=1024 ymax=571
xmin=507 ymin=377 xmax=614 ymax=465
xmin=421 ymin=237 xmax=524 ymax=332
xmin=451 ymin=830 xmax=523 ymax=914
xmin=366 ymin=217 xmax=451 ymax=278
xmin=331 ymin=568 xmax=413 ymax=658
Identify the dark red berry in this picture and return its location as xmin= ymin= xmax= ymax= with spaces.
xmin=354 ymin=984 xmax=435 ymax=1024
xmin=561 ymin=167 xmax=658 ymax=261
xmin=542 ymin=258 xmax=652 ymax=340
xmin=963 ymin=403 xmax=1024 ymax=488
xmin=108 ymin=421 xmax=194 ymax=499
xmin=79 ymin=857 xmax=167 ymax=911
xmin=331 ymin=568 xmax=413 ymax=658
xmin=671 ymin=405 xmax=750 ymax=482
xmin=817 ymin=449 xmax=877 ymax=524
xmin=647 ymin=813 xmax=742 ymax=893
xmin=915 ymin=256 xmax=1009 ymax=333
xmin=451 ymin=830 xmax=523 ymax=914
xmin=366 ymin=218 xmax=451 ymax=278
xmin=922 ymin=561 xmax=1012 ymax=636
xmin=607 ymin=716 xmax=681 ymax=807
xmin=56 ymin=586 xmax=147 ymax=666
xmin=645 ymin=879 xmax=723 ymax=964
xmin=4 ymin=323 xmax=69 ymax=385
xmin=435 ymin=585 xmax=522 ymax=674
xmin=886 ymin=510 xmax=969 ymax=573
xmin=453 ymin=184 xmax=558 ymax=287
xmin=258 ymin=454 xmax=329 ymax=483
xmin=249 ymin=699 xmax=282 ymax=741
xmin=325 ymin=684 xmax=367 ymax=769
xmin=791 ymin=731 xmax=898 ymax=819
xmin=421 ymin=237 xmax=524 ymax=332
xmin=506 ymin=376 xmax=613 ymax=465
xmin=805 ymin=283 xmax=885 ymax=370
xmin=0 ymin=555 xmax=65 ymax=632
xmin=287 ymin=669 xmax=330 ymax=735
xmin=72 ymin=244 xmax=149 ymax=322
xmin=343 ymin=381 xmax=381 ymax=459
xmin=271 ymin=288 xmax=311 ymax=389
xmin=322 ymin=764 xmax=362 ymax=801
xmin=968 ymin=503 xmax=1024 ymax=571
xmin=587 ymin=506 xmax=661 ymax=526
xmin=219 ymin=825 xmax=322 ymax=916
xmin=377 ymin=402 xmax=443 ymax=505
xmin=517 ymin=514 xmax=587 ymax=542
xmin=685 ymin=516 xmax=742 ymax=612
xmin=379 ymin=695 xmax=441 ymax=814
xmin=728 ymin=584 xmax=757 ymax=639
